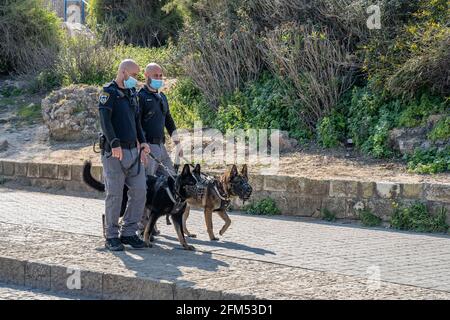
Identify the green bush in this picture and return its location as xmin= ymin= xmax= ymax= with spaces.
xmin=343 ymin=84 xmax=447 ymax=159
xmin=214 ymin=73 xmax=311 ymax=141
xmin=166 ymin=78 xmax=214 ymax=129
xmin=0 ymin=0 xmax=62 ymax=74
xmin=29 ymin=33 xmax=177 ymax=92
xmin=391 ymin=202 xmax=448 ymax=233
xmin=89 ymin=0 xmax=183 ymax=47
xmin=243 ymin=198 xmax=281 ymax=216
xmin=345 ymin=85 xmax=402 ymax=158
xmin=397 ymin=94 xmax=447 ymax=128
xmin=317 ymin=110 xmax=346 ymax=148
xmin=57 ymin=35 xmax=118 ymax=86
xmin=321 ymin=208 xmax=336 ymax=222
xmin=405 ymin=146 xmax=450 ymax=174
xmin=428 ymin=116 xmax=450 ymax=142
xmin=358 ymin=209 xmax=382 ymax=227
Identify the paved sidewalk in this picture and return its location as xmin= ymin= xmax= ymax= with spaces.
xmin=1 ymin=186 xmax=450 ymax=297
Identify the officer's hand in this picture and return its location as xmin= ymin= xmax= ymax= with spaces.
xmin=112 ymin=147 xmax=123 ymax=161
xmin=140 ymin=143 xmax=150 ymax=165
xmin=141 ymin=143 xmax=151 ymax=154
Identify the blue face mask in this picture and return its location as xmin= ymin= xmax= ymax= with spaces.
xmin=124 ymin=76 xmax=138 ymax=89
xmin=149 ymin=79 xmax=164 ymax=90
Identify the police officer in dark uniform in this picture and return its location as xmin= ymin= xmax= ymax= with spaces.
xmin=138 ymin=63 xmax=180 ymax=177
xmin=98 ymin=59 xmax=150 ymax=251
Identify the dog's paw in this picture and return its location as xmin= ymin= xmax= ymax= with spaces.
xmin=210 ymin=237 xmax=220 ymax=241
xmin=219 ymin=230 xmax=226 ymax=236
xmin=187 ymin=233 xmax=197 ymax=238
xmin=184 ymin=245 xmax=195 ymax=251
xmin=145 ymin=241 xmax=152 ymax=248
xmin=150 ymin=235 xmax=155 ymax=242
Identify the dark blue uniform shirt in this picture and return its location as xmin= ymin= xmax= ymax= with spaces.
xmin=98 ymin=81 xmax=146 ymax=148
xmin=138 ymin=86 xmax=176 ymax=144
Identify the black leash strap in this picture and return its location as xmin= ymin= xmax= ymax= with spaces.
xmin=108 ymin=146 xmax=145 ymax=178
xmin=147 ymin=152 xmax=176 ymax=180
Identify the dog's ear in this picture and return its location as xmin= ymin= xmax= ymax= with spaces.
xmin=241 ymin=164 xmax=248 ymax=178
xmin=193 ymin=164 xmax=201 ymax=175
xmin=230 ymin=164 xmax=238 ymax=178
xmin=181 ymin=164 xmax=191 ymax=176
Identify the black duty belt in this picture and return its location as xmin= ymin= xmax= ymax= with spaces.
xmin=120 ymin=141 xmax=137 ymax=149
xmin=147 ymin=137 xmax=164 ymax=144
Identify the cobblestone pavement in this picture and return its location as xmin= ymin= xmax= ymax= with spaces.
xmin=1 ymin=186 xmax=450 ymax=294
xmin=0 ymin=282 xmax=91 ymax=300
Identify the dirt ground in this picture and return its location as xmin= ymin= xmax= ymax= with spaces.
xmin=0 ymin=77 xmax=449 ymax=184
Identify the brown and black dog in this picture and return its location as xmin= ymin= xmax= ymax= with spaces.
xmin=183 ymin=164 xmax=252 ymax=241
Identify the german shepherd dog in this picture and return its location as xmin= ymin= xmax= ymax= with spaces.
xmin=82 ymin=162 xmax=201 ymax=250
xmin=183 ymin=164 xmax=252 ymax=241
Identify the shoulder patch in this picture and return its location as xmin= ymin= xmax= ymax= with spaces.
xmin=99 ymin=92 xmax=110 ymax=105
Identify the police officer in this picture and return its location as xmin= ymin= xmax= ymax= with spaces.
xmin=138 ymin=63 xmax=180 ymax=177
xmin=98 ymin=59 xmax=150 ymax=251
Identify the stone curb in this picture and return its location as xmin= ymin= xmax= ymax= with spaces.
xmin=0 ymin=255 xmax=254 ymax=300
xmin=1 ymin=160 xmax=449 ymax=224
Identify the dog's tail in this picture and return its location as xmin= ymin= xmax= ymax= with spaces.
xmin=82 ymin=161 xmax=105 ymax=192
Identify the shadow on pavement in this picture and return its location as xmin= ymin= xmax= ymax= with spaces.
xmin=156 ymin=234 xmax=276 ymax=256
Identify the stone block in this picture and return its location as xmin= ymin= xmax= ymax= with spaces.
xmin=360 ymin=182 xmax=375 ymax=198
xmin=0 ymin=257 xmax=25 ymax=285
xmin=25 ymin=262 xmax=51 ymax=290
xmin=329 ymin=181 xmax=346 ymax=198
xmin=248 ymin=174 xmax=264 ymax=192
xmin=285 ymin=176 xmax=304 ymax=194
xmin=295 ymin=196 xmax=322 ymax=217
xmin=102 ymin=274 xmax=174 ymax=300
xmin=274 ymin=194 xmax=300 ymax=215
xmin=40 ymin=163 xmax=59 ymax=179
xmin=71 ymin=165 xmax=84 ymax=182
xmin=27 ymin=163 xmax=40 ymax=178
xmin=366 ymin=200 xmax=395 ymax=222
xmin=424 ymin=184 xmax=450 ymax=202
xmin=329 ymin=180 xmax=359 ymax=198
xmin=50 ymin=265 xmax=103 ymax=299
xmin=401 ymin=183 xmax=423 ymax=199
xmin=29 ymin=178 xmax=65 ymax=190
xmin=2 ymin=161 xmax=14 ymax=176
xmin=14 ymin=162 xmax=27 ymax=177
xmin=376 ymin=182 xmax=400 ymax=199
xmin=58 ymin=164 xmax=72 ymax=181
xmin=322 ymin=198 xmax=347 ymax=219
xmin=302 ymin=178 xmax=329 ymax=196
xmin=174 ymin=286 xmax=222 ymax=300
xmin=263 ymin=176 xmax=287 ymax=192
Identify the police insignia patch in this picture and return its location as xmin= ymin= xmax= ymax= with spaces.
xmin=99 ymin=92 xmax=110 ymax=105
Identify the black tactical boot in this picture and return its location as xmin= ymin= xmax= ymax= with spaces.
xmin=120 ymin=235 xmax=146 ymax=249
xmin=105 ymin=238 xmax=125 ymax=251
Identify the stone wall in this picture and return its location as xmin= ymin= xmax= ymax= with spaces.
xmin=1 ymin=160 xmax=449 ymax=224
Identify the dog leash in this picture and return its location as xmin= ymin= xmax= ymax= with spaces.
xmin=147 ymin=152 xmax=177 ymax=180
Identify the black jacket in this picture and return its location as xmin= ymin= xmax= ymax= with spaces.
xmin=98 ymin=81 xmax=146 ymax=148
xmin=138 ymin=86 xmax=176 ymax=143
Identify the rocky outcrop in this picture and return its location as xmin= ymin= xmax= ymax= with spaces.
xmin=41 ymin=85 xmax=101 ymax=141
xmin=277 ymin=130 xmax=299 ymax=152
xmin=388 ymin=114 xmax=448 ymax=155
